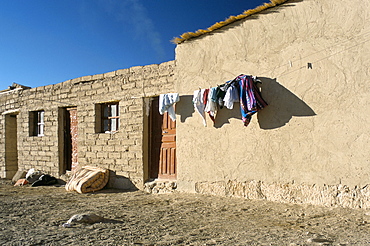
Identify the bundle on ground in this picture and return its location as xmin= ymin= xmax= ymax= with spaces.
xmin=65 ymin=166 xmax=109 ymax=193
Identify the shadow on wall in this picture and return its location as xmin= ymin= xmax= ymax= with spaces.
xmin=177 ymin=95 xmax=243 ymax=128
xmin=176 ymin=77 xmax=315 ymax=129
xmin=214 ymin=104 xmax=242 ymax=128
xmin=257 ymin=77 xmax=316 ymax=129
xmin=178 ymin=95 xmax=195 ymax=123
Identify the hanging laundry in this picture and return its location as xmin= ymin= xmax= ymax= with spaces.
xmin=203 ymin=88 xmax=210 ymax=107
xmin=214 ymin=84 xmax=227 ymax=108
xmin=159 ymin=93 xmax=179 ymax=121
xmin=191 ymin=75 xmax=267 ymax=127
xmin=211 ymin=86 xmax=219 ymax=102
xmin=205 ymin=87 xmax=218 ymax=123
xmin=213 ymin=80 xmax=236 ymax=108
xmin=223 ymin=83 xmax=239 ymax=109
xmin=209 ymin=87 xmax=218 ymax=103
xmin=193 ymin=89 xmax=207 ymax=126
xmin=235 ymin=74 xmax=268 ymax=126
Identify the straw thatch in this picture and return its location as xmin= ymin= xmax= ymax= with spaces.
xmin=172 ymin=0 xmax=289 ymax=44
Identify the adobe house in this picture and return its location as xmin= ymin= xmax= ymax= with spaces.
xmin=173 ymin=0 xmax=369 ymax=208
xmin=1 ymin=0 xmax=369 ymax=208
xmin=0 ymin=62 xmax=176 ymax=190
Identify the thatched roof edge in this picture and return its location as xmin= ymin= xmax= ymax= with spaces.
xmin=172 ymin=0 xmax=290 ymax=44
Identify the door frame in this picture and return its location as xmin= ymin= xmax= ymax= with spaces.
xmin=58 ymin=107 xmax=77 ymax=174
xmin=147 ymin=97 xmax=177 ymax=181
xmin=4 ymin=112 xmax=18 ymax=179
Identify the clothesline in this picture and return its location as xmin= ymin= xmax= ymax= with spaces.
xmin=158 ymin=74 xmax=268 ymax=127
xmin=192 ymin=74 xmax=268 ymax=127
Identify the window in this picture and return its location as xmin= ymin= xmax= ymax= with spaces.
xmin=96 ymin=102 xmax=120 ymax=133
xmin=29 ymin=110 xmax=45 ymax=136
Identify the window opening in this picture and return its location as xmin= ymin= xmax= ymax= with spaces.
xmin=30 ymin=110 xmax=45 ymax=136
xmin=101 ymin=102 xmax=120 ymax=133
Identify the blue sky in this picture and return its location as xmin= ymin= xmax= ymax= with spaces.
xmin=0 ymin=0 xmax=268 ymax=90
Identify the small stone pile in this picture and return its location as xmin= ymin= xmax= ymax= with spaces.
xmin=144 ymin=180 xmax=177 ymax=194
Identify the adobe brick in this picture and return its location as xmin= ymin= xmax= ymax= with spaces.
xmin=116 ymin=68 xmax=130 ymax=76
xmin=81 ymin=75 xmax=93 ymax=82
xmin=85 ymin=152 xmax=97 ymax=158
xmin=71 ymin=77 xmax=82 ymax=84
xmin=128 ymin=105 xmax=142 ymax=112
xmin=104 ymin=71 xmax=116 ymax=78
xmin=92 ymin=73 xmax=104 ymax=80
xmin=97 ymin=152 xmax=108 ymax=158
xmin=96 ymin=88 xmax=108 ymax=95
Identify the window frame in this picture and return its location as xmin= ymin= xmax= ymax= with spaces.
xmin=99 ymin=102 xmax=120 ymax=133
xmin=29 ymin=110 xmax=45 ymax=137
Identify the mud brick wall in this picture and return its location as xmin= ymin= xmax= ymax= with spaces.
xmin=0 ymin=61 xmax=175 ymax=189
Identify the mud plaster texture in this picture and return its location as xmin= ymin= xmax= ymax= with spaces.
xmin=1 ymin=179 xmax=370 ymax=246
xmin=174 ymin=0 xmax=370 ymax=204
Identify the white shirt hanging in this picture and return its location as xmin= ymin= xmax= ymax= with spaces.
xmin=193 ymin=89 xmax=207 ymax=126
xmin=223 ymin=84 xmax=239 ymax=109
xmin=159 ymin=93 xmax=179 ymax=121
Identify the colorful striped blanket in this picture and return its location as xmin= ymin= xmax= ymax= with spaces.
xmin=235 ymin=74 xmax=268 ymax=126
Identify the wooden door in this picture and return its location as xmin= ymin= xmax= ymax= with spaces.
xmin=158 ymin=110 xmax=176 ymax=179
xmin=150 ymin=97 xmax=177 ymax=180
xmin=67 ymin=107 xmax=78 ymax=171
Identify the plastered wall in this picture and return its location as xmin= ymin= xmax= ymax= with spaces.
xmin=0 ymin=61 xmax=175 ymax=189
xmin=174 ymin=0 xmax=370 ymax=207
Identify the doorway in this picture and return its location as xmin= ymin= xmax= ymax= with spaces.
xmin=4 ymin=114 xmax=18 ymax=179
xmin=149 ymin=97 xmax=177 ymax=180
xmin=59 ymin=107 xmax=78 ymax=173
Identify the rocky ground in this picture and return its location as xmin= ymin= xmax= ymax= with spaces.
xmin=1 ymin=179 xmax=370 ymax=246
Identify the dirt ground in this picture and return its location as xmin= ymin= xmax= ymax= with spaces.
xmin=1 ymin=179 xmax=370 ymax=246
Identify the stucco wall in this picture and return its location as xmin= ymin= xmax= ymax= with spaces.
xmin=174 ymin=0 xmax=370 ymax=207
xmin=0 ymin=61 xmax=175 ymax=189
